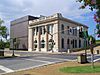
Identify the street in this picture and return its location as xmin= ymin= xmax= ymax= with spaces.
xmin=0 ymin=51 xmax=100 ymax=75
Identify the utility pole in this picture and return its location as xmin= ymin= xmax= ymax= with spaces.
xmin=12 ymin=38 xmax=15 ymax=56
xmin=51 ymin=35 xmax=54 ymax=53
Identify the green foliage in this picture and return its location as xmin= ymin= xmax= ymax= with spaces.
xmin=0 ymin=26 xmax=7 ymax=38
xmin=0 ymin=40 xmax=4 ymax=49
xmin=0 ymin=18 xmax=4 ymax=26
xmin=96 ymin=40 xmax=100 ymax=44
xmin=5 ymin=41 xmax=10 ymax=48
xmin=77 ymin=0 xmax=100 ymax=19
xmin=0 ymin=18 xmax=9 ymax=49
xmin=0 ymin=18 xmax=8 ymax=40
xmin=60 ymin=65 xmax=100 ymax=73
xmin=96 ymin=24 xmax=100 ymax=30
xmin=88 ymin=35 xmax=96 ymax=44
xmin=79 ymin=31 xmax=89 ymax=38
xmin=0 ymin=40 xmax=10 ymax=49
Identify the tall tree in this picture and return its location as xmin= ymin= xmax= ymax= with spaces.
xmin=0 ymin=18 xmax=4 ymax=26
xmin=0 ymin=18 xmax=9 ymax=40
xmin=77 ymin=0 xmax=100 ymax=37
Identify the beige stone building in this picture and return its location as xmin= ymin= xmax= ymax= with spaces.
xmin=28 ymin=13 xmax=88 ymax=52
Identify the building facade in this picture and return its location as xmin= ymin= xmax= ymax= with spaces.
xmin=28 ymin=13 xmax=89 ymax=52
xmin=10 ymin=15 xmax=38 ymax=50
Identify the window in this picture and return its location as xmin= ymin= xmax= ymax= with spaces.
xmin=67 ymin=26 xmax=70 ymax=35
xmin=75 ymin=28 xmax=77 ymax=36
xmin=43 ymin=26 xmax=46 ymax=34
xmin=61 ymin=38 xmax=64 ymax=48
xmin=33 ymin=28 xmax=35 ymax=35
xmin=34 ymin=40 xmax=37 ymax=48
xmin=79 ymin=40 xmax=81 ymax=48
xmin=47 ymin=25 xmax=53 ymax=34
xmin=69 ymin=27 xmax=73 ymax=34
xmin=75 ymin=40 xmax=77 ymax=48
xmin=72 ymin=28 xmax=75 ymax=35
xmin=35 ymin=27 xmax=38 ymax=35
xmin=51 ymin=25 xmax=53 ymax=34
xmin=40 ymin=27 xmax=42 ymax=35
xmin=67 ymin=39 xmax=70 ymax=44
xmin=72 ymin=39 xmax=74 ymax=48
xmin=67 ymin=39 xmax=70 ymax=49
xmin=36 ymin=27 xmax=38 ymax=32
xmin=47 ymin=25 xmax=50 ymax=34
xmin=61 ymin=24 xmax=64 ymax=34
xmin=41 ymin=40 xmax=45 ymax=48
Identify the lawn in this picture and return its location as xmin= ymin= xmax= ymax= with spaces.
xmin=60 ymin=65 xmax=100 ymax=73
xmin=96 ymin=40 xmax=100 ymax=44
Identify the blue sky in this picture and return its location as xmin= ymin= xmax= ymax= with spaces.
xmin=0 ymin=0 xmax=98 ymax=39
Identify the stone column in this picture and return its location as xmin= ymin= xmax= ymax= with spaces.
xmin=37 ymin=27 xmax=41 ymax=51
xmin=28 ymin=27 xmax=33 ymax=52
xmin=45 ymin=26 xmax=48 ymax=52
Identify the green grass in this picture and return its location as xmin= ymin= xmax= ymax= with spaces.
xmin=96 ymin=40 xmax=100 ymax=44
xmin=60 ymin=65 xmax=100 ymax=73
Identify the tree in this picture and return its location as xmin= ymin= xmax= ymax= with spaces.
xmin=88 ymin=35 xmax=96 ymax=68
xmin=0 ymin=26 xmax=7 ymax=39
xmin=77 ymin=0 xmax=100 ymax=37
xmin=88 ymin=35 xmax=96 ymax=44
xmin=0 ymin=18 xmax=4 ymax=26
xmin=0 ymin=18 xmax=9 ymax=41
xmin=0 ymin=18 xmax=9 ymax=49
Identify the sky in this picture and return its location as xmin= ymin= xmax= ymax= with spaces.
xmin=0 ymin=0 xmax=98 ymax=39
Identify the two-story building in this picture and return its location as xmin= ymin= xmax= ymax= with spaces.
xmin=28 ymin=13 xmax=88 ymax=52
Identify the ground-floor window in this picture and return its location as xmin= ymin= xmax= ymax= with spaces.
xmin=67 ymin=39 xmax=70 ymax=49
xmin=72 ymin=39 xmax=74 ymax=48
xmin=41 ymin=40 xmax=45 ymax=48
xmin=34 ymin=40 xmax=37 ymax=48
xmin=75 ymin=40 xmax=77 ymax=48
xmin=79 ymin=40 xmax=81 ymax=48
xmin=61 ymin=38 xmax=64 ymax=49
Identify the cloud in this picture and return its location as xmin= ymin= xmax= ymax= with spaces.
xmin=0 ymin=0 xmax=91 ymax=19
xmin=0 ymin=0 xmax=93 ymax=31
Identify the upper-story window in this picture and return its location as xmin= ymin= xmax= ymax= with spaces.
xmin=33 ymin=28 xmax=35 ymax=35
xmin=72 ymin=28 xmax=74 ymax=35
xmin=47 ymin=25 xmax=50 ymax=34
xmin=67 ymin=26 xmax=70 ymax=35
xmin=69 ymin=27 xmax=73 ymax=35
xmin=40 ymin=27 xmax=42 ymax=35
xmin=47 ymin=24 xmax=53 ymax=34
xmin=36 ymin=27 xmax=38 ymax=35
xmin=51 ymin=25 xmax=53 ymax=34
xmin=61 ymin=24 xmax=64 ymax=34
xmin=42 ymin=26 xmax=45 ymax=35
xmin=75 ymin=28 xmax=77 ymax=36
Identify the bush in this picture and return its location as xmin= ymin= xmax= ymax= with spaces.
xmin=5 ymin=41 xmax=10 ymax=48
xmin=0 ymin=40 xmax=10 ymax=49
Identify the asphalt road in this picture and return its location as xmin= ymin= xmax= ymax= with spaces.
xmin=0 ymin=51 xmax=100 ymax=75
xmin=0 ymin=51 xmax=77 ymax=75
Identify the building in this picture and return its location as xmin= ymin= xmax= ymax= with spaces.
xmin=28 ymin=13 xmax=88 ymax=52
xmin=10 ymin=15 xmax=38 ymax=50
